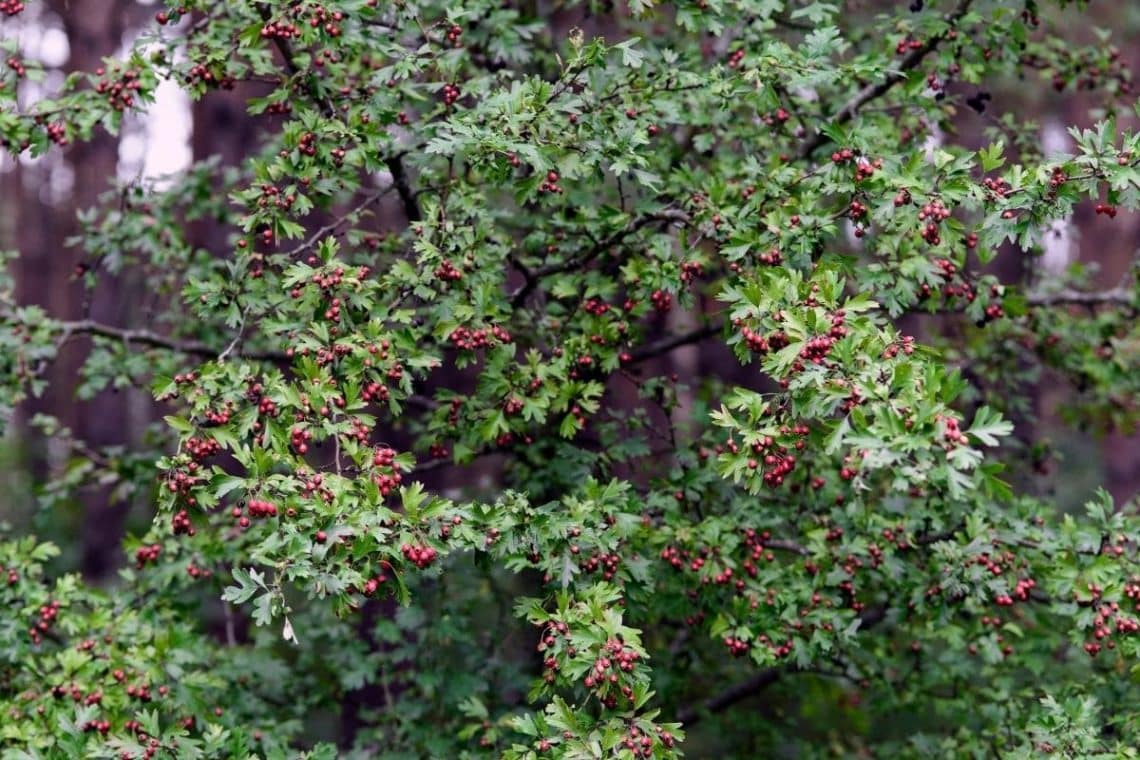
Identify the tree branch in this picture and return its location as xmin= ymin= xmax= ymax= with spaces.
xmin=796 ymin=0 xmax=975 ymax=160
xmin=676 ymin=668 xmax=781 ymax=724
xmin=1025 ymin=287 xmax=1134 ymax=307
xmin=53 ymin=319 xmax=285 ymax=361
xmin=676 ymin=604 xmax=888 ymax=726
xmin=385 ymin=153 xmax=422 ymax=223
xmin=510 ymin=209 xmax=691 ymax=308
xmin=628 ymin=323 xmax=722 ymax=364
xmin=282 ymin=184 xmax=399 ymax=258
xmin=258 ymin=3 xmax=421 ymax=223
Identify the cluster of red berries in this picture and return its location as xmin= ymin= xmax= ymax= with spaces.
xmin=401 ymin=543 xmax=438 ymax=569
xmin=976 ymin=551 xmax=1013 ymax=579
xmin=854 ymin=156 xmax=882 ymax=182
xmin=661 ymin=544 xmax=706 ymax=572
xmin=754 ymin=246 xmax=782 ymax=266
xmin=650 ymin=289 xmax=672 ymax=312
xmin=246 ymin=499 xmax=279 ymax=518
xmin=838 ymin=458 xmax=860 ymax=481
xmin=1046 ymin=165 xmax=1067 ymax=193
xmin=981 ymin=175 xmax=1013 ymax=200
xmin=994 ymin=577 xmax=1037 ymax=606
xmin=444 ymin=23 xmax=463 ymax=47
xmin=256 ymin=184 xmax=297 ymax=211
xmin=788 ymin=314 xmax=846 ymax=370
xmin=344 ymin=406 xmax=375 ymax=436
xmin=361 ymin=381 xmax=390 ymax=405
xmin=45 ymin=121 xmax=68 ymax=146
xmin=437 ymin=513 xmax=463 ymax=540
xmin=185 ymin=436 xmax=221 ymax=460
xmin=882 ymin=335 xmax=916 ymax=359
xmin=52 ymin=681 xmax=86 ymax=700
xmin=185 ymin=63 xmax=234 ymax=90
xmin=617 ymin=725 xmax=676 ymax=758
xmin=310 ymin=264 xmax=345 ymax=291
xmin=738 ymin=323 xmax=771 ymax=352
xmin=741 ymin=528 xmax=779 ymax=570
xmin=448 ymin=325 xmax=511 ymax=350
xmin=917 ymin=198 xmax=952 ymax=245
xmin=302 ymin=4 xmax=344 ymax=35
xmin=723 ymin=635 xmax=750 ymax=656
xmin=305 ymin=344 xmax=351 ymax=367
xmin=1084 ymin=596 xmax=1140 ymax=657
xmin=317 ymin=296 xmax=344 ymax=323
xmin=294 ymin=132 xmax=320 ymax=160
xmin=0 ymin=0 xmax=25 ymax=15
xmin=937 ymin=414 xmax=968 ymax=447
xmin=433 ymin=258 xmax=463 ymax=282
xmin=895 ymin=37 xmax=924 ymax=55
xmin=441 ymin=82 xmax=461 ymax=106
xmin=290 ymin=426 xmax=313 ymax=454
xmin=582 ymin=637 xmax=641 ymax=707
xmin=260 ymin=19 xmax=301 ymax=39
xmin=372 ymin=447 xmax=403 ymax=496
xmin=750 ymin=436 xmax=801 ymax=488
xmin=984 ymin=297 xmax=1005 ymax=321
xmin=579 ymin=550 xmax=622 ymax=581
xmin=918 ymin=257 xmax=976 ymax=303
xmin=203 ymin=404 xmax=232 ymax=426
xmin=164 ymin=468 xmax=201 ymax=495
xmin=726 ymin=48 xmax=746 ymax=68
xmin=237 ymin=382 xmax=278 ymax=423
xmin=94 ymin=66 xmax=145 ymax=111
xmin=187 ymin=561 xmax=211 ymax=579
xmin=126 ymin=682 xmax=154 ymax=701
xmin=1041 ymin=46 xmax=1132 ymax=94
xmin=300 ymin=471 xmax=334 ymax=503
xmin=830 ymin=147 xmax=856 ymax=164
xmin=581 ymin=298 xmax=611 ymax=317
xmin=118 ymin=734 xmax=168 ymax=759
xmin=680 ymin=260 xmax=703 ymax=284
xmin=446 ymin=397 xmax=464 ymax=426
xmin=135 ymin=543 xmax=162 ymax=568
xmin=538 ymin=170 xmax=563 ymax=194
xmin=538 ymin=620 xmax=573 ymax=683
xmin=82 ymin=719 xmax=112 ymax=735
xmin=28 ymin=599 xmax=61 ymax=644
xmin=6 ymin=56 xmax=25 ymax=77
xmin=171 ymin=509 xmax=194 ymax=536
xmin=1094 ymin=203 xmax=1118 ymax=218
xmin=360 ymin=566 xmax=390 ymax=596
xmin=761 ymin=108 xmax=791 ymax=128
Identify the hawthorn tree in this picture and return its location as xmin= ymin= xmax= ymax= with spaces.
xmin=2 ymin=0 xmax=1140 ymax=756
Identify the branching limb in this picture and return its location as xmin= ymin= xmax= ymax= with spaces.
xmin=796 ymin=0 xmax=975 ymax=160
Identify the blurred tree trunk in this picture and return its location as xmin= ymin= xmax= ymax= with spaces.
xmin=39 ymin=0 xmax=136 ymax=578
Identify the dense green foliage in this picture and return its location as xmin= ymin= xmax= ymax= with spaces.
xmin=3 ymin=0 xmax=1140 ymax=756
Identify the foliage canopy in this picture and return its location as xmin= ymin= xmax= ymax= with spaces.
xmin=2 ymin=0 xmax=1140 ymax=756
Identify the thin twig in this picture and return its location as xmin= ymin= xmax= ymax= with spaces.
xmin=510 ymin=209 xmax=691 ymax=308
xmin=49 ymin=318 xmax=285 ymax=361
xmin=795 ymin=0 xmax=975 ymax=160
xmin=676 ymin=605 xmax=887 ymax=725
